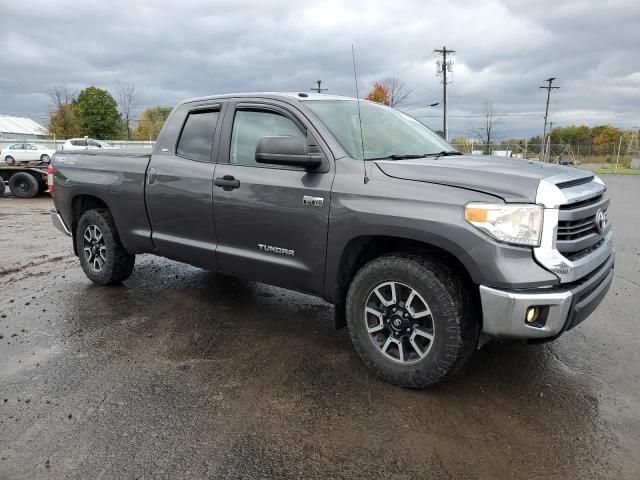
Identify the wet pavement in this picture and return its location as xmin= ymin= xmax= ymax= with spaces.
xmin=1 ymin=176 xmax=639 ymax=479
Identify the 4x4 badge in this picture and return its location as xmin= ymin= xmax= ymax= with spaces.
xmin=303 ymin=196 xmax=324 ymax=207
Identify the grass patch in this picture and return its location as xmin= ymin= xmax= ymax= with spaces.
xmin=590 ymin=167 xmax=640 ymax=175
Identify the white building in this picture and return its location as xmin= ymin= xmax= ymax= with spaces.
xmin=0 ymin=116 xmax=49 ymax=140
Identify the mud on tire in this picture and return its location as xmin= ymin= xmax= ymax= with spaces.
xmin=346 ymin=254 xmax=479 ymax=388
xmin=76 ymin=208 xmax=135 ymax=285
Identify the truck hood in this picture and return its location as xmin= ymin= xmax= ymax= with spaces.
xmin=375 ymin=155 xmax=581 ymax=203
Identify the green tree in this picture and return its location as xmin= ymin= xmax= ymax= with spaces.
xmin=48 ymin=104 xmax=79 ymax=138
xmin=73 ymin=86 xmax=122 ymax=139
xmin=134 ymin=106 xmax=172 ymax=140
xmin=591 ymin=125 xmax=621 ymax=155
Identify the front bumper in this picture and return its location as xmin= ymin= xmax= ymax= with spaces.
xmin=480 ymin=253 xmax=614 ymax=339
xmin=51 ymin=209 xmax=72 ymax=236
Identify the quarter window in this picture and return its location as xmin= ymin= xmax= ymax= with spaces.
xmin=176 ymin=110 xmax=220 ymax=162
xmin=230 ymin=110 xmax=305 ymax=166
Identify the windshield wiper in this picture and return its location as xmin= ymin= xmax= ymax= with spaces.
xmin=367 ymin=151 xmax=462 ymax=161
xmin=423 ymin=150 xmax=463 ymax=160
xmin=366 ymin=154 xmax=429 ymax=161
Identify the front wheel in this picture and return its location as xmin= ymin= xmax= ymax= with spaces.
xmin=76 ymin=209 xmax=135 ymax=285
xmin=5 ymin=156 xmax=15 ymax=165
xmin=346 ymin=254 xmax=479 ymax=388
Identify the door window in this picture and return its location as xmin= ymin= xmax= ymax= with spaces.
xmin=230 ymin=110 xmax=305 ymax=166
xmin=176 ymin=110 xmax=220 ymax=162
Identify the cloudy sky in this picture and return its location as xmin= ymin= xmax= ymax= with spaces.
xmin=1 ymin=0 xmax=639 ymax=138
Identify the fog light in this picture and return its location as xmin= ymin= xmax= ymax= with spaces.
xmin=526 ymin=306 xmax=540 ymax=324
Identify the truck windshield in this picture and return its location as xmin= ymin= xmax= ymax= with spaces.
xmin=304 ymin=100 xmax=456 ymax=160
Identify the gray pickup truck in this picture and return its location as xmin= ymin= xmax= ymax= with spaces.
xmin=50 ymin=92 xmax=614 ymax=387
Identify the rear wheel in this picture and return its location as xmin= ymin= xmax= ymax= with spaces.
xmin=40 ymin=154 xmax=50 ymax=163
xmin=8 ymin=172 xmax=39 ymax=198
xmin=0 ymin=179 xmax=5 ymax=196
xmin=5 ymin=156 xmax=15 ymax=165
xmin=346 ymin=254 xmax=479 ymax=388
xmin=76 ymin=208 xmax=135 ymax=285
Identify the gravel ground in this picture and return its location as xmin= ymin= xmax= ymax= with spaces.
xmin=0 ymin=177 xmax=639 ymax=479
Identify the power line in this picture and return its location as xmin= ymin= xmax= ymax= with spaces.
xmin=434 ymin=46 xmax=455 ymax=140
xmin=408 ymin=113 xmax=543 ymax=118
xmin=400 ymin=99 xmax=443 ymax=110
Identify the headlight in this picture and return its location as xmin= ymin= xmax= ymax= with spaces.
xmin=464 ymin=203 xmax=543 ymax=246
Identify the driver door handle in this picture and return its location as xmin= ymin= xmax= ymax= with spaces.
xmin=214 ymin=175 xmax=240 ymax=191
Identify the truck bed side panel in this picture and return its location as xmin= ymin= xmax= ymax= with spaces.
xmin=52 ymin=150 xmax=154 ymax=254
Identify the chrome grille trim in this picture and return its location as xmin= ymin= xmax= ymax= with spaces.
xmin=534 ymin=173 xmax=613 ymax=283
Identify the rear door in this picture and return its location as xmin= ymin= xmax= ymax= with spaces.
xmin=145 ymin=101 xmax=225 ymax=270
xmin=10 ymin=144 xmax=27 ymax=161
xmin=212 ymin=99 xmax=335 ymax=295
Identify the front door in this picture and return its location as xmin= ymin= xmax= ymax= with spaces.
xmin=212 ymin=101 xmax=334 ymax=296
xmin=145 ymin=102 xmax=224 ymax=270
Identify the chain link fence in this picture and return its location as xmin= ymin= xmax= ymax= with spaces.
xmin=449 ymin=141 xmax=637 ymax=166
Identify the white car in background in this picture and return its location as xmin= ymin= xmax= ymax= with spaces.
xmin=61 ymin=138 xmax=118 ymax=151
xmin=1 ymin=143 xmax=56 ymax=164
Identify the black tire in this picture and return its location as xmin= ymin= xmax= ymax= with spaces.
xmin=76 ymin=208 xmax=135 ymax=285
xmin=346 ymin=254 xmax=479 ymax=388
xmin=40 ymin=154 xmax=50 ymax=163
xmin=0 ymin=179 xmax=5 ymax=196
xmin=8 ymin=172 xmax=39 ymax=198
xmin=5 ymin=156 xmax=15 ymax=165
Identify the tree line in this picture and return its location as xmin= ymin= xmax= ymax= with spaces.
xmin=47 ymin=84 xmax=171 ymax=141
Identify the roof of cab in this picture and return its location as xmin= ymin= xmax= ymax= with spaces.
xmin=180 ymin=92 xmax=357 ymax=105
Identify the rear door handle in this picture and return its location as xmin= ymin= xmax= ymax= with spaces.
xmin=148 ymin=167 xmax=157 ymax=185
xmin=214 ymin=175 xmax=240 ymax=191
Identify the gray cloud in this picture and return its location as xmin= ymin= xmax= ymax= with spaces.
xmin=1 ymin=0 xmax=638 ymax=138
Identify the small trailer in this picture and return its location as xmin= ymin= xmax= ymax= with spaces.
xmin=0 ymin=163 xmax=50 ymax=198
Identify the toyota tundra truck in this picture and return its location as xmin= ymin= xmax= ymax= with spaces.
xmin=49 ymin=93 xmax=614 ymax=388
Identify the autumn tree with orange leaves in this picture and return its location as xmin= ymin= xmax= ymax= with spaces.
xmin=365 ymin=82 xmax=390 ymax=105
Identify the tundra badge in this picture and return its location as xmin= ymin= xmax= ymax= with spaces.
xmin=258 ymin=244 xmax=295 ymax=257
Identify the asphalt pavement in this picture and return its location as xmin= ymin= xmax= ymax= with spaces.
xmin=1 ymin=175 xmax=639 ymax=479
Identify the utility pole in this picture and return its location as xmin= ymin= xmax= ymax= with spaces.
xmin=547 ymin=120 xmax=554 ymax=162
xmin=310 ymin=80 xmax=328 ymax=94
xmin=539 ymin=77 xmax=559 ymax=161
xmin=434 ymin=46 xmax=455 ymax=140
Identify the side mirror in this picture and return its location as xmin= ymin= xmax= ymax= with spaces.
xmin=255 ymin=136 xmax=322 ymax=170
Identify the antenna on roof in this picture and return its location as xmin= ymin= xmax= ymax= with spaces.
xmin=351 ymin=45 xmax=369 ymax=184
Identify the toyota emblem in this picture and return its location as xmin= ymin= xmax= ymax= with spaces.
xmin=595 ymin=209 xmax=608 ymax=234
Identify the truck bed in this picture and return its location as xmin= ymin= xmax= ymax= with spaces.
xmin=51 ymin=149 xmax=154 ymax=253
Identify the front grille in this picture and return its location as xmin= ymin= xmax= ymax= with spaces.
xmin=557 ymin=213 xmax=601 ymax=241
xmin=556 ymin=191 xmax=609 ymax=257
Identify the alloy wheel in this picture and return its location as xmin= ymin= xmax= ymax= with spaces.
xmin=83 ymin=225 xmax=107 ymax=271
xmin=364 ymin=281 xmax=435 ymax=364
